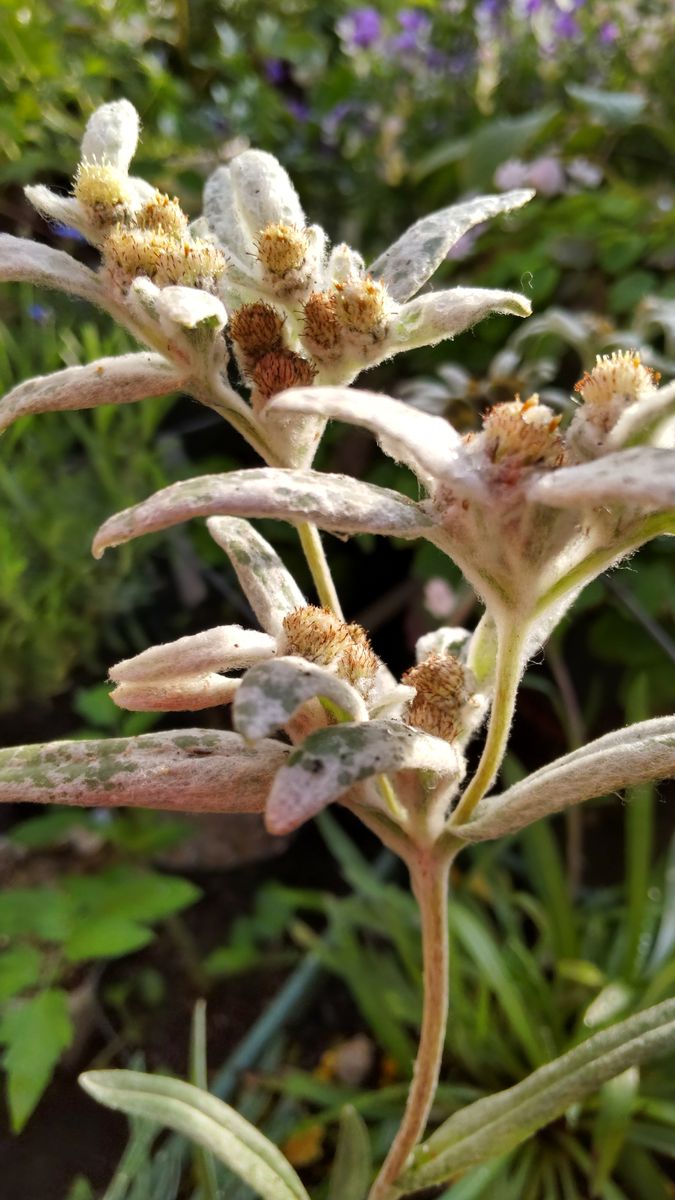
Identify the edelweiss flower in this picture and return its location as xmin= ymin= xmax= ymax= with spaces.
xmin=93 ymin=352 xmax=675 ymax=649
xmin=203 ymin=145 xmax=534 ymax=386
xmin=1 ymin=99 xmax=532 ymax=471
xmin=104 ymin=517 xmax=486 ymax=835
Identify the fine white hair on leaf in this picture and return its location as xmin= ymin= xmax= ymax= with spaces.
xmin=207 ymin=517 xmax=306 ymax=637
xmin=527 ymin=447 xmax=675 ymax=510
xmin=230 ymin=149 xmax=305 ymax=238
xmin=80 ymin=99 xmax=140 ymax=171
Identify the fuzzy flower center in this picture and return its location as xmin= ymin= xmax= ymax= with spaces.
xmin=333 ymin=275 xmax=389 ymax=334
xmin=103 ymin=226 xmax=226 ymax=291
xmin=575 ymin=351 xmax=659 ymax=408
xmin=256 ymin=222 xmax=309 ymax=276
xmin=74 ymin=161 xmax=133 ymax=224
xmin=402 ymin=653 xmax=472 ymax=741
xmin=281 ymin=606 xmax=379 ymax=692
xmin=479 ymin=394 xmax=564 ymax=470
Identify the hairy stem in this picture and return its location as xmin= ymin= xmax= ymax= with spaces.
xmin=368 ymin=852 xmax=452 ymax=1200
xmin=297 ymin=521 xmax=344 ymax=618
xmin=449 ymin=619 xmax=524 ymax=828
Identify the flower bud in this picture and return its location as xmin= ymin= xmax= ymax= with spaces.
xmin=74 ymin=162 xmax=134 ymax=228
xmin=229 ymin=301 xmax=285 ymax=367
xmin=251 ymin=350 xmax=316 ymax=401
xmin=103 ymin=226 xmax=226 ymax=291
xmin=402 ymin=653 xmax=478 ymax=742
xmin=302 ymin=291 xmax=344 ymax=359
xmin=479 ymin=394 xmax=564 ymax=471
xmin=281 ymin=606 xmax=379 ymax=693
xmin=256 ymin=221 xmax=309 ymax=276
xmin=136 ymin=191 xmax=189 ymax=238
xmin=333 ymin=275 xmax=390 ymax=335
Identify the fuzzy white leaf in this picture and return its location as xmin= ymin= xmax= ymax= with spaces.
xmin=207 ymin=517 xmax=306 ymax=637
xmin=0 ymin=353 xmax=181 ymax=433
xmin=325 ymin=242 xmax=366 ymax=285
xmin=403 ymin=999 xmax=675 ymax=1190
xmin=80 ymin=99 xmax=139 ymax=170
xmin=528 ymin=447 xmax=675 ymax=510
xmin=111 ymin=676 xmax=241 ymax=712
xmin=0 ymin=730 xmax=287 ymax=813
xmin=24 ymin=186 xmax=86 ymax=234
xmin=456 ymin=719 xmax=675 ymax=841
xmin=391 ymin=287 xmax=532 ymax=354
xmin=415 ymin=627 xmax=472 ymax=663
xmin=203 ymin=166 xmax=256 ymax=272
xmin=234 ymin=657 xmax=368 ymax=741
xmin=155 ymin=286 xmax=227 ymax=332
xmin=110 ymin=626 xmax=275 ymax=683
xmin=608 ymin=378 xmax=675 ymax=449
xmin=271 ymin=386 xmax=467 ymax=492
xmin=80 ymin=1070 xmax=310 ymax=1200
xmin=0 ymin=234 xmax=104 ymax=305
xmin=266 ymin=720 xmax=462 ymax=833
xmin=92 ymin=468 xmax=433 ymax=558
xmin=230 ymin=149 xmax=305 ymax=238
xmin=368 ymin=189 xmax=534 ymax=303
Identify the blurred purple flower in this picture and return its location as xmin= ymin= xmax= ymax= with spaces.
xmin=446 ymin=225 xmax=484 ymax=261
xmin=600 ymin=20 xmax=619 ymax=43
xmin=524 ymin=0 xmax=544 ymax=12
xmin=337 ymin=7 xmax=382 ymax=50
xmin=321 ymin=100 xmax=353 ymax=141
xmin=286 ymin=97 xmax=310 ymax=123
xmin=553 ymin=11 xmax=580 ymax=38
xmin=27 ymin=303 xmax=51 ymax=324
xmin=53 ymin=223 xmax=86 ymax=242
xmin=527 ymin=156 xmax=565 ymax=195
xmin=264 ymin=58 xmax=286 ymax=85
xmin=391 ymin=8 xmax=431 ymax=52
xmin=494 ymin=159 xmax=531 ymax=190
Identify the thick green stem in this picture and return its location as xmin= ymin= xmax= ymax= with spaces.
xmin=297 ymin=521 xmax=344 ymax=618
xmin=368 ymin=852 xmax=452 ymax=1200
xmin=449 ymin=620 xmax=524 ymax=828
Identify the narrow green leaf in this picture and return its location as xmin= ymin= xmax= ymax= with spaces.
xmin=79 ymin=1070 xmax=310 ymax=1200
xmin=402 ymin=999 xmax=675 ymax=1190
xmin=591 ymin=1067 xmax=640 ymax=1194
xmin=190 ymin=1000 xmax=218 ymax=1200
xmin=0 ymin=988 xmax=74 ymax=1130
xmin=327 ymin=1106 xmax=371 ymax=1200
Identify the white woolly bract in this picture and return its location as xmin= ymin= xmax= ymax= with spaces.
xmin=368 ymin=189 xmax=534 ymax=303
xmin=80 ymin=99 xmax=140 ymax=171
xmin=110 ymin=626 xmax=276 ymax=683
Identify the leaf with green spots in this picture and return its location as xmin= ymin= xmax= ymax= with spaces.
xmin=266 ymin=719 xmax=462 ymax=834
xmin=0 ymin=988 xmax=74 ymax=1131
xmin=233 ymin=656 xmax=367 ymax=741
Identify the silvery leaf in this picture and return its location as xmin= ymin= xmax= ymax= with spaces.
xmin=110 ymin=625 xmax=275 ymax=683
xmin=608 ymin=378 xmax=675 ymax=449
xmin=368 ymin=189 xmax=534 ymax=303
xmin=203 ymin=165 xmax=256 ymax=272
xmin=0 ymin=353 xmax=182 ymax=433
xmin=111 ymin=675 xmax=241 ymax=712
xmin=455 ymin=717 xmax=675 ymax=841
xmin=266 ymin=720 xmax=462 ymax=833
xmin=390 ymin=287 xmax=532 ymax=354
xmin=207 ymin=517 xmax=306 ymax=638
xmin=24 ymin=187 xmax=88 ymax=236
xmin=233 ymin=657 xmax=368 ymax=740
xmin=528 ymin=447 xmax=675 ymax=510
xmin=0 ymin=730 xmax=287 ymax=813
xmin=92 ymin=468 xmax=433 ymax=558
xmin=271 ymin=386 xmax=467 ymax=492
xmin=0 ymin=233 xmax=104 ymax=306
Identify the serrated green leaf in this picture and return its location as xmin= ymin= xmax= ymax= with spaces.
xmin=0 ymin=988 xmax=73 ymax=1130
xmin=63 ymin=867 xmax=201 ymax=924
xmin=79 ymin=1070 xmax=311 ymax=1200
xmin=65 ymin=916 xmax=154 ymax=962
xmin=327 ymin=1106 xmax=371 ymax=1200
xmin=0 ymin=887 xmax=73 ymax=942
xmin=0 ymin=944 xmax=42 ymax=1002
